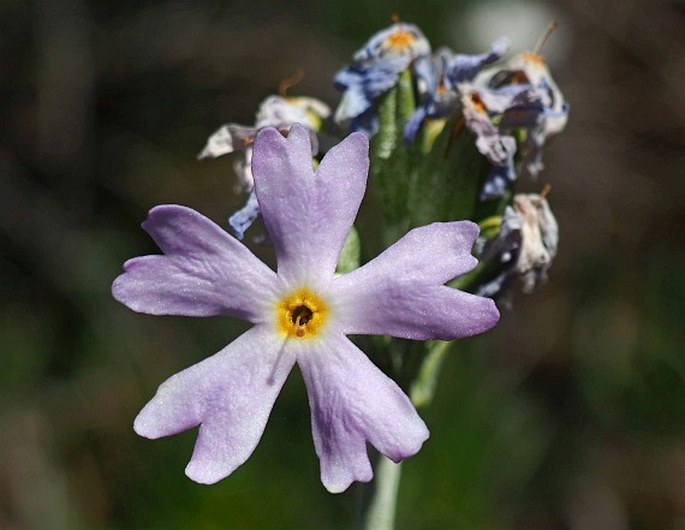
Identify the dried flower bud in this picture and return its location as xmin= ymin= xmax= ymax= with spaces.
xmin=476 ymin=192 xmax=558 ymax=298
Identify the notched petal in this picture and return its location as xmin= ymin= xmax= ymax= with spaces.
xmin=299 ymin=336 xmax=429 ymax=493
xmin=333 ymin=221 xmax=500 ymax=339
xmin=134 ymin=327 xmax=294 ymax=484
xmin=112 ymin=205 xmax=279 ymax=321
xmin=252 ymin=124 xmax=369 ymax=283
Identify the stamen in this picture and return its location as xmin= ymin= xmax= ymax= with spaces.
xmin=292 ymin=306 xmax=313 ymax=337
xmin=470 ymin=92 xmax=487 ymax=113
xmin=279 ymin=68 xmax=305 ymax=97
xmin=512 ymin=70 xmax=529 ymax=84
xmin=533 ymin=21 xmax=558 ymax=55
xmin=541 ymin=183 xmax=552 ymax=198
xmin=391 ymin=13 xmax=400 ymax=23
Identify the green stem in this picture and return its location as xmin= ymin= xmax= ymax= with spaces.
xmin=410 ymin=340 xmax=451 ymax=408
xmin=361 ymin=340 xmax=452 ymax=530
xmin=362 ymin=456 xmax=403 ymax=530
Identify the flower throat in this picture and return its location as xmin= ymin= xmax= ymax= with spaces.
xmin=277 ymin=288 xmax=328 ymax=339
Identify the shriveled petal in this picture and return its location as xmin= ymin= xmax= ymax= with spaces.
xmin=297 ymin=334 xmax=428 ymax=493
xmin=254 ymin=95 xmax=330 ymax=130
xmin=112 ymin=205 xmax=279 ymax=321
xmin=353 ymin=22 xmax=430 ymax=66
xmin=477 ymin=84 xmax=541 ymax=115
xmin=445 ymin=37 xmax=510 ymax=86
xmin=134 ymin=326 xmax=294 ymax=484
xmin=480 ymin=156 xmax=516 ymax=201
xmin=334 ymin=222 xmax=500 ymax=339
xmin=252 ymin=125 xmax=369 ymax=283
xmin=334 ymin=67 xmax=373 ymax=122
xmin=510 ymin=54 xmax=569 ymax=132
xmin=334 ymin=63 xmax=401 ymax=124
xmin=228 ymin=190 xmax=260 ymax=240
xmin=197 ymin=124 xmax=256 ymax=160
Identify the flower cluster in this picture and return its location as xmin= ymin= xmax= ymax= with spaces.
xmin=334 ymin=21 xmax=568 ymax=204
xmin=332 ymin=21 xmax=566 ymax=297
xmin=114 ymin=18 xmax=568 ymax=495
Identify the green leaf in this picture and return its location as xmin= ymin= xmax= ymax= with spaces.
xmin=410 ymin=340 xmax=452 ymax=408
xmin=408 ymin=114 xmax=491 ymax=227
xmin=336 ymin=226 xmax=361 ymax=274
xmin=369 ymin=70 xmax=416 ymax=243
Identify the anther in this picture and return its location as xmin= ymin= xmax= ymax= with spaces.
xmin=294 ymin=312 xmax=309 ymax=337
xmin=279 ymin=68 xmax=305 ymax=97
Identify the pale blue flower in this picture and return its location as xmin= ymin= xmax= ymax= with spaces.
xmin=334 ymin=22 xmax=430 ymax=134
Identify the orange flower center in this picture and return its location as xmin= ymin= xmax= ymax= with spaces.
xmin=385 ymin=30 xmax=415 ymax=50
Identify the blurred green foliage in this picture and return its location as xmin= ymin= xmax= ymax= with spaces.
xmin=1 ymin=0 xmax=684 ymax=529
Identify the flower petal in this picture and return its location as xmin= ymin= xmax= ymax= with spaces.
xmin=445 ymin=37 xmax=510 ymax=86
xmin=197 ymin=124 xmax=256 ymax=160
xmin=228 ymin=190 xmax=260 ymax=240
xmin=252 ymin=125 xmax=369 ymax=283
xmin=112 ymin=204 xmax=279 ymax=321
xmin=333 ymin=222 xmax=500 ymax=339
xmin=352 ymin=22 xmax=430 ymax=66
xmin=297 ymin=334 xmax=428 ymax=493
xmin=254 ymin=95 xmax=330 ymax=130
xmin=134 ymin=325 xmax=294 ymax=484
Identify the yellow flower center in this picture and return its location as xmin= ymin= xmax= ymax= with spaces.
xmin=276 ymin=288 xmax=328 ymax=340
xmin=385 ymin=30 xmax=415 ymax=50
xmin=522 ymin=52 xmax=545 ymax=65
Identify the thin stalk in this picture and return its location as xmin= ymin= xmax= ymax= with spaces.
xmin=360 ymin=340 xmax=453 ymax=530
xmin=362 ymin=456 xmax=403 ymax=530
xmin=410 ymin=340 xmax=451 ymax=408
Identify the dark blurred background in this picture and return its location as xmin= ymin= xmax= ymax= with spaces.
xmin=1 ymin=0 xmax=684 ymax=528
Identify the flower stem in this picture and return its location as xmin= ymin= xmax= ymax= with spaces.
xmin=362 ymin=456 xmax=403 ymax=530
xmin=410 ymin=340 xmax=451 ymax=408
xmin=361 ymin=340 xmax=453 ymax=530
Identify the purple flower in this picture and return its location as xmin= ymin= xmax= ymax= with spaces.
xmin=475 ymin=52 xmax=569 ymax=179
xmin=458 ymin=82 xmax=552 ymax=200
xmin=404 ymin=38 xmax=510 ymax=143
xmin=112 ymin=124 xmax=499 ymax=493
